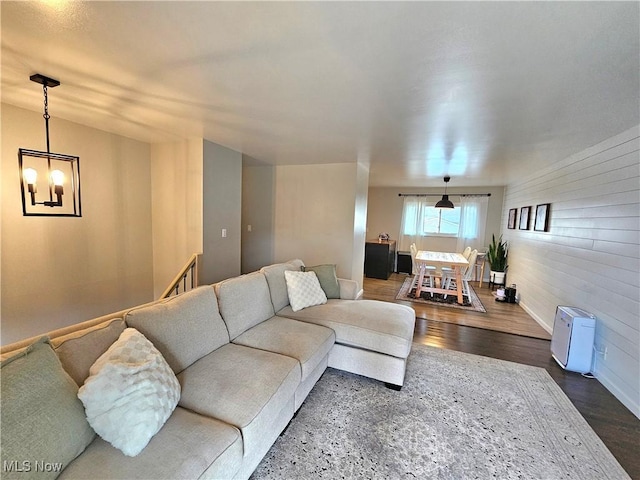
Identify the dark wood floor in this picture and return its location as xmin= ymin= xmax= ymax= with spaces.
xmin=365 ymin=277 xmax=640 ymax=479
xmin=366 ymin=273 xmax=551 ymax=339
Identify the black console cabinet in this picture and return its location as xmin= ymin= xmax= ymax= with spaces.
xmin=365 ymin=240 xmax=396 ymax=280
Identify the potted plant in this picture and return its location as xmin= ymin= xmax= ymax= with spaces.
xmin=487 ymin=234 xmax=508 ymax=285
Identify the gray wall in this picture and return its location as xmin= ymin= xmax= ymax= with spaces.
xmin=241 ymin=164 xmax=275 ymax=273
xmin=201 ymin=140 xmax=242 ymax=284
xmin=503 ymin=125 xmax=639 ymax=418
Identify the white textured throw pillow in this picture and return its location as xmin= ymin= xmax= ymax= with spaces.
xmin=78 ymin=328 xmax=180 ymax=457
xmin=284 ymin=270 xmax=328 ymax=312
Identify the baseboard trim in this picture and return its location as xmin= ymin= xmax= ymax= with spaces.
xmin=594 ymin=367 xmax=640 ymax=420
xmin=518 ymin=300 xmax=553 ymax=334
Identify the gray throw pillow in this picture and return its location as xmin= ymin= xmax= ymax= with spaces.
xmin=1 ymin=337 xmax=95 ymax=479
xmin=302 ymin=264 xmax=340 ymax=299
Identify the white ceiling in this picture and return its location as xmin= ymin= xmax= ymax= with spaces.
xmin=2 ymin=1 xmax=638 ymax=187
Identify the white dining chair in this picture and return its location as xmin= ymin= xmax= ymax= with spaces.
xmin=441 ymin=246 xmax=471 ymax=292
xmin=410 ymin=243 xmax=436 ymax=297
xmin=443 ymin=249 xmax=478 ymax=299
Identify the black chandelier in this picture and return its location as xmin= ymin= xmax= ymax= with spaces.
xmin=435 ymin=176 xmax=454 ymax=209
xmin=18 ymin=73 xmax=82 ymax=217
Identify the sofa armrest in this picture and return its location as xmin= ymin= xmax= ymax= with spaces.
xmin=338 ymin=278 xmax=362 ymax=300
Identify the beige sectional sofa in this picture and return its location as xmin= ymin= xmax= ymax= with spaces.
xmin=1 ymin=260 xmax=415 ymax=480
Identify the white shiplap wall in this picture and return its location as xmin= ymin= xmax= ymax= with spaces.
xmin=502 ymin=126 xmax=639 ymax=418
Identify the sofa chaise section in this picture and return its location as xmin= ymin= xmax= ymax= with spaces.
xmin=261 ymin=261 xmax=416 ymax=388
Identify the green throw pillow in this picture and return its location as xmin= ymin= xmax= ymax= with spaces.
xmin=1 ymin=337 xmax=95 ymax=479
xmin=302 ymin=264 xmax=340 ymax=299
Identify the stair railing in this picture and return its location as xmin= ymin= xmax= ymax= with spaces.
xmin=160 ymin=253 xmax=200 ymax=299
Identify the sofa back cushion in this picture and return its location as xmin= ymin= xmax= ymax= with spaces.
xmin=261 ymin=260 xmax=304 ymax=312
xmin=52 ymin=317 xmax=126 ymax=386
xmin=125 ymin=287 xmax=229 ymax=374
xmin=214 ymin=271 xmax=275 ymax=340
xmin=1 ymin=337 xmax=95 ymax=478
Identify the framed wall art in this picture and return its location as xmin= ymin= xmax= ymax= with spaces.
xmin=507 ymin=208 xmax=517 ymax=229
xmin=534 ymin=203 xmax=550 ymax=232
xmin=519 ymin=206 xmax=531 ymax=230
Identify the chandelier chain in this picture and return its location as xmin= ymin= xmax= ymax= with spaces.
xmin=42 ymin=84 xmax=51 ymax=153
xmin=43 ymin=84 xmax=50 ymax=120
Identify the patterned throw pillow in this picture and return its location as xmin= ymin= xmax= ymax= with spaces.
xmin=78 ymin=328 xmax=180 ymax=457
xmin=284 ymin=270 xmax=328 ymax=312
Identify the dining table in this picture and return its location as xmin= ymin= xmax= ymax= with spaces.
xmin=414 ymin=250 xmax=470 ymax=304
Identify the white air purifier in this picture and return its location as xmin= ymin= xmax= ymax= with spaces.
xmin=550 ymin=306 xmax=596 ymax=374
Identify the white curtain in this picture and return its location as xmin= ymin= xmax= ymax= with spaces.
xmin=456 ymin=195 xmax=489 ymax=252
xmin=399 ymin=196 xmax=427 ymax=252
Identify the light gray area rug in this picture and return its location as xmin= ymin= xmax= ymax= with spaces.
xmin=251 ymin=344 xmax=629 ymax=479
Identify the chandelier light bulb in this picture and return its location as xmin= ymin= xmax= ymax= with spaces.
xmin=23 ymin=167 xmax=38 ymax=185
xmin=50 ymin=169 xmax=65 ymax=186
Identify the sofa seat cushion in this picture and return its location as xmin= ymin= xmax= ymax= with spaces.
xmin=59 ymin=407 xmax=242 ymax=480
xmin=277 ymin=299 xmax=416 ymax=359
xmin=177 ymin=343 xmax=300 ymax=457
xmin=233 ymin=316 xmax=335 ymax=382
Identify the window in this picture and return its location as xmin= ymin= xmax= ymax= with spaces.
xmin=399 ymin=195 xmax=488 ymax=252
xmin=400 ymin=197 xmax=461 ymax=237
xmin=422 ymin=206 xmax=461 ymax=235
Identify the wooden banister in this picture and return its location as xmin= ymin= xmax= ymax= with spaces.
xmin=160 ymin=253 xmax=201 ymax=299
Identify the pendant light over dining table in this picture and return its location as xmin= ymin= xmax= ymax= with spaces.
xmin=435 ymin=176 xmax=454 ymax=209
